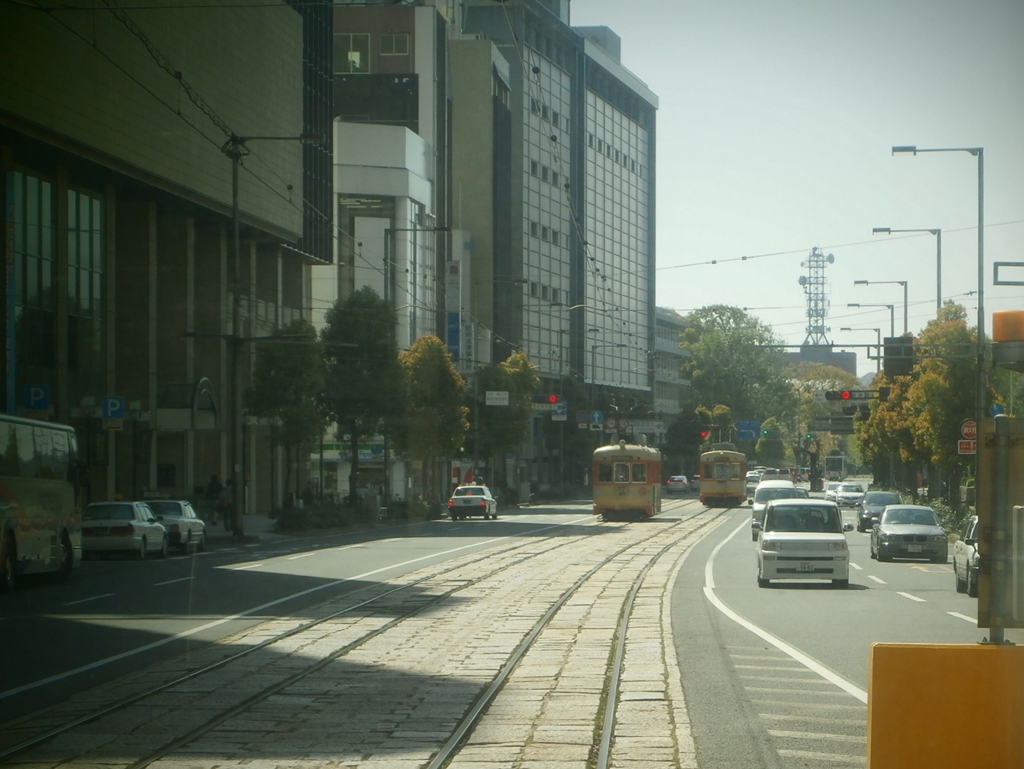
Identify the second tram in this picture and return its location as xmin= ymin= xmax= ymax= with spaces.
xmin=699 ymin=444 xmax=747 ymax=507
xmin=592 ymin=440 xmax=662 ymax=521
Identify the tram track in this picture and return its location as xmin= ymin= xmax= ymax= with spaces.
xmin=1 ymin=503 xmax=723 ymax=768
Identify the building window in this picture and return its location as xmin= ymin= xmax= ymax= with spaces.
xmin=9 ymin=170 xmax=57 ymax=388
xmin=541 ymin=285 xmax=550 ymax=300
xmin=541 ymin=225 xmax=550 ymax=241
xmin=334 ymin=33 xmax=370 ymax=73
xmin=551 ymin=230 xmax=560 ymax=246
xmin=380 ymin=32 xmax=409 ymax=56
xmin=541 ymin=165 xmax=549 ymax=182
xmin=531 ymin=160 xmax=539 ymax=176
xmin=551 ymin=288 xmax=560 ymax=305
xmin=551 ymin=171 xmax=559 ymax=188
xmin=531 ymin=282 xmax=539 ymax=297
xmin=531 ymin=97 xmax=540 ymax=114
xmin=530 ymin=221 xmax=539 ymax=237
xmin=67 ymin=188 xmax=105 ymax=402
xmin=551 ymin=111 xmax=560 ymax=129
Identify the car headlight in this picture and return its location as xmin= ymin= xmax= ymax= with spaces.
xmin=931 ymin=535 xmax=947 ymax=543
xmin=878 ymin=533 xmax=890 ymax=543
xmin=828 ymin=541 xmax=848 ymax=551
xmin=760 ymin=540 xmax=779 ymax=552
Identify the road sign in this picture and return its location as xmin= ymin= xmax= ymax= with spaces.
xmin=102 ymin=396 xmax=125 ymax=419
xmin=631 ymin=420 xmax=664 ymax=433
xmin=736 ymin=418 xmax=761 ymax=439
xmin=990 ymin=403 xmax=1005 ymax=417
xmin=485 ymin=390 xmax=509 ymax=406
xmin=961 ymin=420 xmax=977 ymax=439
xmin=552 ymin=401 xmax=568 ymax=421
xmin=604 ymin=417 xmax=617 ymax=431
xmin=23 ymin=385 xmax=50 ymax=410
xmin=958 ymin=439 xmax=976 ymax=455
xmin=576 ymin=410 xmax=590 ymax=424
xmin=590 ymin=410 xmax=604 ymax=424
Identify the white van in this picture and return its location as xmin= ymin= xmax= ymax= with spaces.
xmin=749 ymin=479 xmax=798 ymax=541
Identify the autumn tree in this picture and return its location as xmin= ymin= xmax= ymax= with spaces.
xmin=320 ymin=287 xmax=407 ymax=504
xmin=396 ymin=336 xmax=469 ymax=503
xmin=245 ymin=319 xmax=326 ymax=506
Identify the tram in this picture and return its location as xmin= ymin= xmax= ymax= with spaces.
xmin=698 ymin=444 xmax=747 ymax=507
xmin=592 ymin=440 xmax=662 ymax=521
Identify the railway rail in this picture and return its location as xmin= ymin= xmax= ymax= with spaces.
xmin=1 ymin=501 xmax=724 ymax=768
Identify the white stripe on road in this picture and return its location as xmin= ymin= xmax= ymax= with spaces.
xmin=287 ymin=552 xmax=316 ymax=560
xmin=897 ymin=591 xmax=926 ymax=603
xmin=63 ymin=593 xmax=115 ymax=606
xmin=948 ymin=611 xmax=977 ymax=623
xmin=868 ymin=575 xmax=887 ymax=584
xmin=154 ymin=577 xmax=192 ymax=586
xmin=850 ymin=562 xmax=863 ymax=571
xmin=231 ymin=563 xmax=264 ymax=570
xmin=704 ymin=519 xmax=868 ymax=704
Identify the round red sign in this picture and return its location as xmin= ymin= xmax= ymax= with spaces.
xmin=961 ymin=420 xmax=977 ymax=439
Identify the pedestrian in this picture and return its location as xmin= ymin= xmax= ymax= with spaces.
xmin=219 ymin=480 xmax=233 ymax=531
xmin=205 ymin=474 xmax=223 ymax=524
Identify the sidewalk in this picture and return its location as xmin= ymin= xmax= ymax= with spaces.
xmin=203 ymin=512 xmax=283 ymax=545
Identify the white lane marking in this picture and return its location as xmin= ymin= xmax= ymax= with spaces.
xmin=778 ymin=749 xmax=864 ymax=764
xmin=704 ymin=519 xmax=868 ymax=704
xmin=768 ymin=730 xmax=865 ymax=743
xmin=232 ymin=563 xmax=264 ymax=571
xmin=897 ymin=591 xmax=926 ymax=603
xmin=3 ymin=516 xmax=597 ymax=701
xmin=63 ymin=593 xmax=115 ymax=606
xmin=948 ymin=611 xmax=977 ymax=623
xmin=154 ymin=577 xmax=192 ymax=586
xmin=850 ymin=562 xmax=863 ymax=571
xmin=868 ymin=575 xmax=887 ymax=584
xmin=287 ymin=552 xmax=316 ymax=560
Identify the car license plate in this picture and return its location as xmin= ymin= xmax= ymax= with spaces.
xmin=908 ymin=544 xmax=922 ymax=553
xmin=797 ymin=562 xmax=815 ymax=572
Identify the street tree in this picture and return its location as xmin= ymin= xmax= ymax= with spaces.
xmin=755 ymin=416 xmax=787 ymax=466
xmin=396 ymin=336 xmax=469 ymax=504
xmin=681 ymin=305 xmax=799 ymax=434
xmin=320 ymin=287 xmax=407 ymax=504
xmin=467 ymin=352 xmax=539 ymax=491
xmin=245 ymin=319 xmax=326 ymax=506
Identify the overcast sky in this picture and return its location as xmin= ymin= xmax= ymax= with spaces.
xmin=569 ymin=0 xmax=1024 ymax=377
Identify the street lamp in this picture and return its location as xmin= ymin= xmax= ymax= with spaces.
xmin=847 ymin=303 xmax=895 ymax=338
xmin=893 ymin=144 xmax=991 ymax=637
xmin=872 ymin=227 xmax=942 ymax=312
xmin=854 ymin=280 xmax=908 ymax=334
xmin=220 ymin=132 xmax=320 ymax=537
xmin=840 ymin=326 xmax=882 ymax=373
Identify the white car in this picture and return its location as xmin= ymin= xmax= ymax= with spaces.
xmin=665 ymin=476 xmax=689 ymax=494
xmin=749 ymin=480 xmax=798 ymax=541
xmin=953 ymin=515 xmax=979 ymax=597
xmin=447 ymin=485 xmax=498 ymax=520
xmin=146 ymin=499 xmax=207 ymax=553
xmin=824 ymin=482 xmax=841 ymax=502
xmin=756 ymin=499 xmax=853 ymax=588
xmin=835 ymin=482 xmax=866 ymax=508
xmin=82 ymin=501 xmax=168 ymax=559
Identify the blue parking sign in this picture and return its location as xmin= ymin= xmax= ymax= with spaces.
xmin=102 ymin=396 xmax=125 ymax=419
xmin=23 ymin=385 xmax=50 ymax=410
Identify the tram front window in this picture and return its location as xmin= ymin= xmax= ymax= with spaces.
xmin=631 ymin=463 xmax=647 ymax=482
xmin=614 ymin=463 xmax=630 ymax=483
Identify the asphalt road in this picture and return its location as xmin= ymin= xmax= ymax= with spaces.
xmin=672 ymin=496 xmax=1022 ymax=768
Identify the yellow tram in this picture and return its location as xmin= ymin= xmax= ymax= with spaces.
xmin=592 ymin=440 xmax=662 ymax=520
xmin=699 ymin=444 xmax=747 ymax=507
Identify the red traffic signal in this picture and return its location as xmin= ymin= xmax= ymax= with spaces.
xmin=699 ymin=430 xmax=709 ymax=439
xmin=547 ymin=394 xmax=559 ymax=403
xmin=824 ymin=390 xmax=853 ymax=401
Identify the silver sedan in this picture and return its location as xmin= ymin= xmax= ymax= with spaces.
xmin=146 ymin=500 xmax=207 ymax=553
xmin=870 ymin=505 xmax=947 ymax=563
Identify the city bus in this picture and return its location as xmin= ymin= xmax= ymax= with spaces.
xmin=592 ymin=440 xmax=662 ymax=521
xmin=0 ymin=415 xmax=83 ymax=593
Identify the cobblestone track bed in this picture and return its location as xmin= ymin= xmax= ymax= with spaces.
xmin=3 ymin=507 xmax=722 ymax=768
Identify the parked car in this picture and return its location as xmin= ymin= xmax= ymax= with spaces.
xmin=823 ymin=482 xmax=841 ymax=502
xmin=146 ymin=500 xmax=206 ymax=553
xmin=858 ymin=490 xmax=901 ymax=532
xmin=749 ymin=480 xmax=799 ymax=541
xmin=81 ymin=501 xmax=168 ymax=559
xmin=447 ymin=485 xmax=498 ymax=520
xmin=665 ymin=476 xmax=689 ymax=494
xmin=689 ymin=474 xmax=701 ymax=492
xmin=835 ymin=482 xmax=866 ymax=508
xmin=953 ymin=515 xmax=980 ymax=597
xmin=870 ymin=505 xmax=947 ymax=563
xmin=755 ymin=499 xmax=853 ymax=588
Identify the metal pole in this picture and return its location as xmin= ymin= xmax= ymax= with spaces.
xmin=901 ymin=283 xmax=908 ymax=335
xmin=382 ymin=229 xmax=392 ymax=509
xmin=888 ymin=305 xmax=895 ymax=339
xmin=990 ymin=416 xmax=1008 ymax=644
xmin=935 ymin=230 xmax=942 ymax=312
xmin=230 ymin=145 xmax=244 ymax=537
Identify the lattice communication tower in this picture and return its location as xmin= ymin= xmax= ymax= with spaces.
xmin=798 ymin=247 xmax=834 ymax=346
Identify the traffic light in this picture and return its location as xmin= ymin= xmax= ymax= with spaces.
xmin=824 ymin=390 xmax=852 ymax=401
xmin=699 ymin=429 xmax=709 ymax=439
xmin=546 ymin=394 xmax=559 ymax=403
xmin=762 ymin=428 xmax=770 ymax=436
xmin=805 ymin=432 xmax=813 ymax=440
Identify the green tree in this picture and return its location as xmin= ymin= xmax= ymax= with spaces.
xmin=681 ymin=305 xmax=799 ymax=435
xmin=320 ymin=287 xmax=407 ymax=504
xmin=468 ymin=352 xmax=539 ymax=489
xmin=245 ymin=319 xmax=326 ymax=507
xmin=755 ymin=416 xmax=787 ymax=466
xmin=396 ymin=336 xmax=469 ymax=503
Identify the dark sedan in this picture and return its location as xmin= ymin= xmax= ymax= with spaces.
xmin=870 ymin=505 xmax=948 ymax=563
xmin=857 ymin=490 xmax=901 ymax=532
